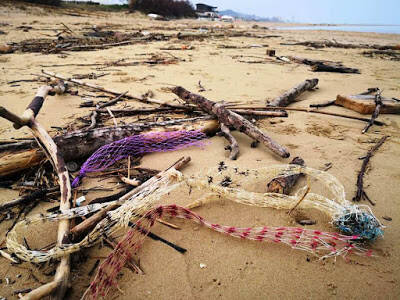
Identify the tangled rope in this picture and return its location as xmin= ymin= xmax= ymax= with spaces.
xmin=5 ymin=164 xmax=383 ymax=299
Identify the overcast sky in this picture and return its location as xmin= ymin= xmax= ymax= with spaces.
xmin=80 ymin=0 xmax=400 ymax=25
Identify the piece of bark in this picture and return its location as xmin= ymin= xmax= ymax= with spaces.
xmin=335 ymin=94 xmax=400 ymax=115
xmin=0 ymin=118 xmax=218 ymax=177
xmin=267 ymin=79 xmax=319 ymax=107
xmin=267 ymin=157 xmax=305 ymax=194
xmin=172 ymin=86 xmax=290 ymax=158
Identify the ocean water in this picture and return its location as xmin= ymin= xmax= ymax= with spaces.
xmin=277 ymin=25 xmax=400 ymax=35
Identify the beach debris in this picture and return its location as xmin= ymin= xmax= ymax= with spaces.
xmin=361 ymin=89 xmax=384 ymax=133
xmin=267 ymin=157 xmax=305 ymax=194
xmin=83 ymin=164 xmax=382 ymax=299
xmin=336 ymin=93 xmax=400 ymax=115
xmin=0 ymin=117 xmax=217 ymax=177
xmin=0 ymin=44 xmax=13 ymax=54
xmin=281 ymin=40 xmax=400 ymax=51
xmin=382 ymin=216 xmax=392 ymax=221
xmin=267 ymin=78 xmax=319 ymax=107
xmin=200 ymin=263 xmax=207 ymax=269
xmin=266 ymin=49 xmax=276 ymax=56
xmin=311 ymin=63 xmax=360 ymax=74
xmin=172 ymin=86 xmax=290 ymax=159
xmin=230 ymin=106 xmax=385 ymax=126
xmin=71 ymin=130 xmax=207 ymax=187
xmin=278 ymin=56 xmax=360 ymax=74
xmin=0 ymin=86 xmax=72 ymax=299
xmin=353 ymin=135 xmax=388 ymax=205
xmin=362 ymin=50 xmax=400 ymax=61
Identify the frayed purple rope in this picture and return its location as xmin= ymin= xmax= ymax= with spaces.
xmin=72 ymin=130 xmax=207 ymax=187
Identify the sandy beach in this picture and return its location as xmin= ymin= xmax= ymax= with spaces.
xmin=0 ymin=2 xmax=399 ymax=299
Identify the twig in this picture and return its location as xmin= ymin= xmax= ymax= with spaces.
xmin=353 ymin=135 xmax=388 ymax=205
xmin=362 ymin=89 xmax=383 ymax=134
xmin=288 ymin=186 xmax=310 ymax=216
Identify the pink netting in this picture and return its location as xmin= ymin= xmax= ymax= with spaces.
xmin=85 ymin=205 xmax=370 ymax=299
xmin=72 ymin=130 xmax=207 ymax=187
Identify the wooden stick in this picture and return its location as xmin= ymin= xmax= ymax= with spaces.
xmin=230 ymin=106 xmax=385 ymax=125
xmin=0 ymin=187 xmax=59 ymax=212
xmin=267 ymin=78 xmax=319 ymax=107
xmin=0 ymin=88 xmax=72 ymax=300
xmin=353 ymin=136 xmax=388 ymax=205
xmin=172 ymin=86 xmax=290 ymax=158
xmin=288 ymin=185 xmax=310 ymax=216
xmin=362 ymin=90 xmax=383 ymax=134
xmin=219 ymin=123 xmax=240 ymax=160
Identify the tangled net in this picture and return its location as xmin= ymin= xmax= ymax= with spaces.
xmin=72 ymin=130 xmax=207 ymax=187
xmin=5 ymin=164 xmax=383 ymax=299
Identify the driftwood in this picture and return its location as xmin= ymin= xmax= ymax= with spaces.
xmin=353 ymin=136 xmax=388 ymax=205
xmin=279 ymin=56 xmax=360 ymax=74
xmin=172 ymin=86 xmax=290 ymax=159
xmin=218 ymin=123 xmax=240 ymax=160
xmin=231 ymin=106 xmax=385 ymax=126
xmin=0 ymin=86 xmax=71 ymax=300
xmin=336 ymin=94 xmax=400 ymax=115
xmin=362 ymin=90 xmax=383 ymax=134
xmin=0 ymin=118 xmax=218 ymax=177
xmin=281 ymin=41 xmax=400 ymax=50
xmin=0 ymin=187 xmax=59 ymax=212
xmin=311 ymin=63 xmax=360 ymax=74
xmin=267 ymin=157 xmax=305 ymax=194
xmin=267 ymin=79 xmax=319 ymax=107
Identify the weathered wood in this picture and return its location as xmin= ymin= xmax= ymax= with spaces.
xmin=0 ymin=88 xmax=72 ymax=300
xmin=353 ymin=136 xmax=388 ymax=205
xmin=231 ymin=106 xmax=385 ymax=125
xmin=311 ymin=63 xmax=360 ymax=74
xmin=362 ymin=91 xmax=383 ymax=134
xmin=267 ymin=79 xmax=318 ymax=107
xmin=172 ymin=86 xmax=290 ymax=158
xmin=0 ymin=118 xmax=218 ymax=177
xmin=0 ymin=187 xmax=58 ymax=212
xmin=336 ymin=94 xmax=400 ymax=115
xmin=267 ymin=157 xmax=305 ymax=194
xmin=219 ymin=124 xmax=239 ymax=160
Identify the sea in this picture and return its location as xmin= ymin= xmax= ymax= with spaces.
xmin=277 ymin=25 xmax=400 ymax=35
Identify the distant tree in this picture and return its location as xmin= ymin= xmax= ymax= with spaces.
xmin=15 ymin=0 xmax=61 ymax=5
xmin=129 ymin=0 xmax=196 ymax=18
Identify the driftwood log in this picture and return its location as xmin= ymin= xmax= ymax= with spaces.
xmin=353 ymin=136 xmax=388 ymax=205
xmin=172 ymin=86 xmax=290 ymax=159
xmin=267 ymin=78 xmax=319 ymax=107
xmin=267 ymin=157 xmax=305 ymax=194
xmin=0 ymin=118 xmax=218 ymax=177
xmin=0 ymin=86 xmax=71 ymax=300
xmin=311 ymin=63 xmax=360 ymax=74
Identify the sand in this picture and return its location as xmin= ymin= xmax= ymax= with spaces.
xmin=0 ymin=2 xmax=399 ymax=299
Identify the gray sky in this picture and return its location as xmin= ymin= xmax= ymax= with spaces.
xmin=79 ymin=0 xmax=400 ymax=25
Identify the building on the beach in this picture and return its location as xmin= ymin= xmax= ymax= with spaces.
xmin=196 ymin=3 xmax=219 ymax=19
